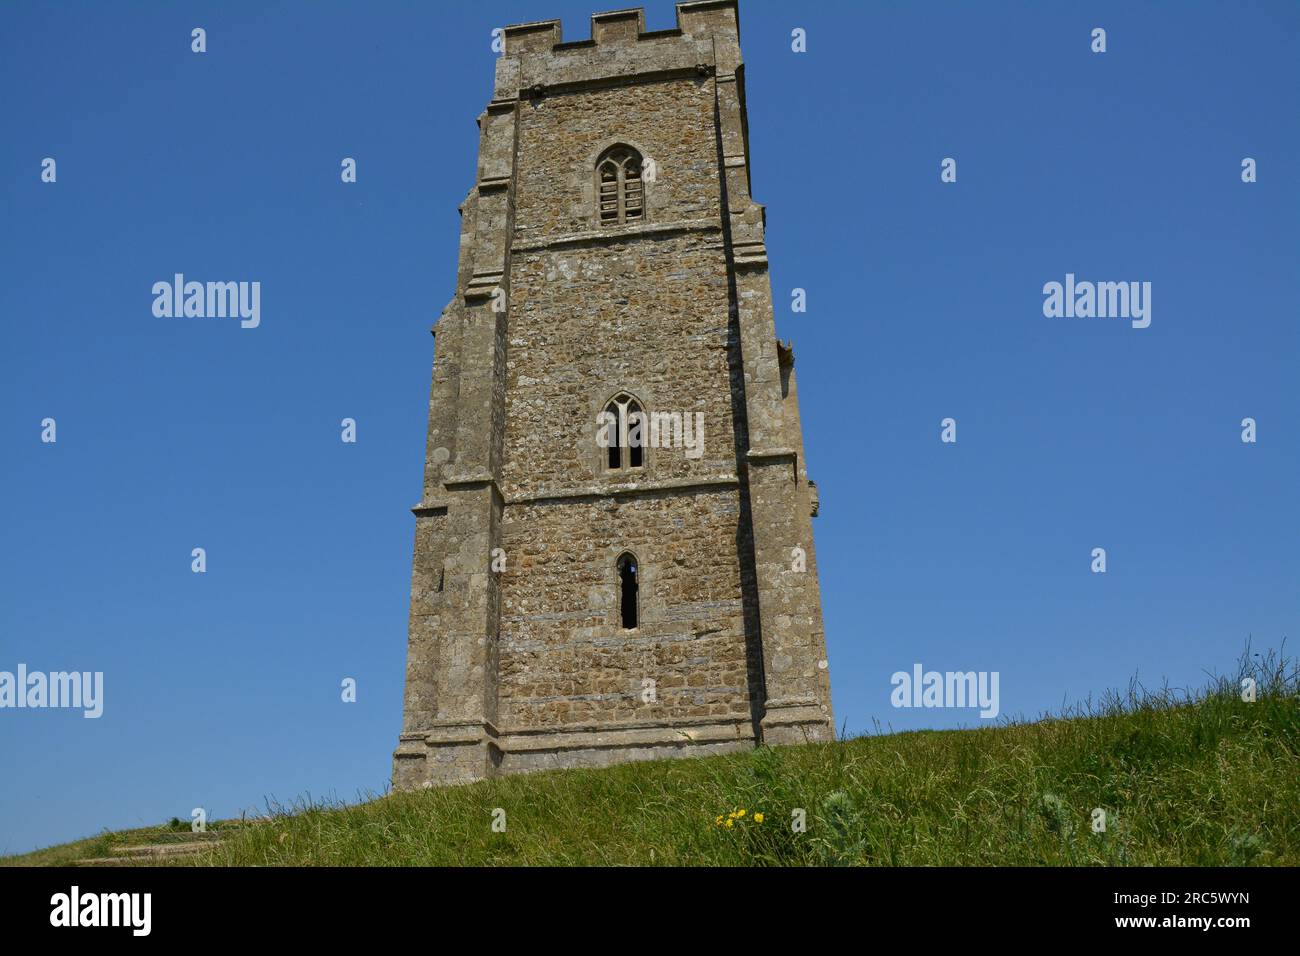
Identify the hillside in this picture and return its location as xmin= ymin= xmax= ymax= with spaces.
xmin=8 ymin=662 xmax=1297 ymax=867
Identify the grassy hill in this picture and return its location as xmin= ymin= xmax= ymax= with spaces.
xmin=8 ymin=655 xmax=1297 ymax=866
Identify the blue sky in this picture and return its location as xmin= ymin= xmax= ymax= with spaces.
xmin=1 ymin=0 xmax=1296 ymax=854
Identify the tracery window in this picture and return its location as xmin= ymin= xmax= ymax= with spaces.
xmin=596 ymin=146 xmax=644 ymax=226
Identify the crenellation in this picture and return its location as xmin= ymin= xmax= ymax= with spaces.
xmin=504 ymin=3 xmax=737 ymax=55
xmin=591 ymin=9 xmax=646 ymax=45
xmin=675 ymin=0 xmax=739 ymax=39
xmin=503 ymin=19 xmax=563 ymax=54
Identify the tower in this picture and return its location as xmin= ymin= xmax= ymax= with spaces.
xmin=393 ymin=0 xmax=833 ymax=789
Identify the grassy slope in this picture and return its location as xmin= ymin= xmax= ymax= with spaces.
xmin=9 ymin=666 xmax=1296 ymax=867
xmin=5 ymin=820 xmax=239 ymax=868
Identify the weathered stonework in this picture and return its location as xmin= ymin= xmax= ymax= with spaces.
xmin=393 ymin=1 xmax=834 ymax=789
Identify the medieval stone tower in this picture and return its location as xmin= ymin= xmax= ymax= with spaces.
xmin=393 ymin=0 xmax=833 ymax=789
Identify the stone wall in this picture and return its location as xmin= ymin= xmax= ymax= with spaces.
xmin=499 ymin=490 xmax=755 ymax=728
xmin=503 ymin=232 xmax=738 ymax=496
xmin=512 ymin=77 xmax=720 ymax=242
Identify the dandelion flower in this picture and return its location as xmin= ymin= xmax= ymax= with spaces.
xmin=754 ymin=813 xmax=764 ymax=824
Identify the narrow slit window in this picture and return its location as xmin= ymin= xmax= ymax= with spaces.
xmin=624 ymin=159 xmax=643 ymax=222
xmin=627 ymin=400 xmax=644 ymax=468
xmin=603 ymin=402 xmax=621 ymax=469
xmin=599 ymin=161 xmax=620 ymax=224
xmin=617 ymin=552 xmax=638 ymax=629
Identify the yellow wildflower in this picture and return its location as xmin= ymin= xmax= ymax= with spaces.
xmin=724 ymin=818 xmax=734 ymax=829
xmin=754 ymin=813 xmax=764 ymax=824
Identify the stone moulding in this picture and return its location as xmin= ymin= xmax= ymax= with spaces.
xmin=509 ymin=473 xmax=740 ymax=505
xmin=394 ymin=715 xmax=758 ymax=783
xmin=512 ymin=217 xmax=722 ymax=253
xmin=412 ymin=474 xmax=741 ymax=514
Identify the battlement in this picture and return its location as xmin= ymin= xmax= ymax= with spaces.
xmin=503 ymin=1 xmax=738 ymax=55
xmin=494 ymin=2 xmax=741 ymax=101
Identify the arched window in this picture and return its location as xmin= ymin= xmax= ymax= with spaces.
xmin=616 ymin=552 xmax=639 ymax=629
xmin=601 ymin=393 xmax=644 ymax=473
xmin=596 ymin=146 xmax=644 ymax=226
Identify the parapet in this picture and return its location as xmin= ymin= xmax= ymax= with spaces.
xmin=502 ymin=2 xmax=739 ymax=54
xmin=494 ymin=2 xmax=742 ymax=100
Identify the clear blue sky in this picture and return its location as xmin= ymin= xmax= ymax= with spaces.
xmin=2 ymin=1 xmax=1296 ymax=854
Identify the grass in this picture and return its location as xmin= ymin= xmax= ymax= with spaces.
xmin=7 ymin=648 xmax=1297 ymax=866
xmin=5 ymin=818 xmax=236 ymax=868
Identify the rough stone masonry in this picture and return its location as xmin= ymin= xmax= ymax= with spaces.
xmin=393 ymin=0 xmax=834 ymax=788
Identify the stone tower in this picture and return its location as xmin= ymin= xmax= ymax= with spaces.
xmin=393 ymin=0 xmax=833 ymax=789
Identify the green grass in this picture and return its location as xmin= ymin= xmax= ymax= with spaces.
xmin=4 ymin=818 xmax=237 ymax=867
xmin=8 ymin=650 xmax=1298 ymax=866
